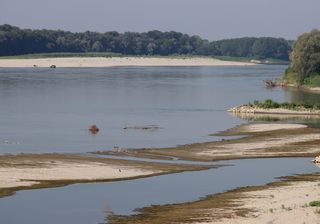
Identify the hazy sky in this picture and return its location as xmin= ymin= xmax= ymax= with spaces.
xmin=1 ymin=0 xmax=319 ymax=40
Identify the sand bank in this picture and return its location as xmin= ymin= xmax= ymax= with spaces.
xmin=0 ymin=57 xmax=253 ymax=68
xmin=197 ymin=175 xmax=320 ymax=224
xmin=233 ymin=123 xmax=307 ymax=133
xmin=0 ymin=154 xmax=209 ymax=197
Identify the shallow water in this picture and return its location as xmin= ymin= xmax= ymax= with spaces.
xmin=0 ymin=157 xmax=318 ymax=224
xmin=0 ymin=65 xmax=318 ymax=154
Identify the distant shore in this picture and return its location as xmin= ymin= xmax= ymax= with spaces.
xmin=0 ymin=56 xmax=254 ymax=68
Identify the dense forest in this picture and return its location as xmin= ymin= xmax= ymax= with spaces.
xmin=284 ymin=29 xmax=320 ymax=86
xmin=0 ymin=24 xmax=291 ymax=60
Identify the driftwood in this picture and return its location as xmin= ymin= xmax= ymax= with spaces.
xmin=124 ymin=124 xmax=160 ymax=131
xmin=264 ymin=80 xmax=277 ymax=88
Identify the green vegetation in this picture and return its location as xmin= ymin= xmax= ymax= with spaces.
xmin=212 ymin=37 xmax=290 ymax=61
xmin=0 ymin=24 xmax=291 ymax=60
xmin=309 ymin=200 xmax=320 ymax=207
xmin=284 ymin=30 xmax=320 ymax=87
xmin=248 ymin=99 xmax=320 ymax=110
xmin=0 ymin=52 xmax=122 ymax=59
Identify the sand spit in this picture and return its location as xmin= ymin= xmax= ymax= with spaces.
xmin=232 ymin=123 xmax=307 ymax=133
xmin=198 ymin=133 xmax=320 ymax=157
xmin=0 ymin=154 xmax=209 ymax=197
xmin=0 ymin=57 xmax=253 ymax=68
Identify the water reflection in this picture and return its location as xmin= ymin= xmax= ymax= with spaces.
xmin=286 ymin=87 xmax=320 ymax=104
xmin=229 ymin=112 xmax=320 ymax=123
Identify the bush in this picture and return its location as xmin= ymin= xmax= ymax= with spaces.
xmin=309 ymin=201 xmax=320 ymax=207
xmin=262 ymin=99 xmax=274 ymax=109
xmin=247 ymin=100 xmax=319 ymax=111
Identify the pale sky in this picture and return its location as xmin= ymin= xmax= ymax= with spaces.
xmin=0 ymin=0 xmax=319 ymax=40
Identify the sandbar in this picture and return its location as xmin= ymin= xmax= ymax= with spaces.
xmin=0 ymin=57 xmax=253 ymax=68
xmin=0 ymin=154 xmax=210 ymax=197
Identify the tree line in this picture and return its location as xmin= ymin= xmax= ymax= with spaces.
xmin=0 ymin=24 xmax=291 ymax=60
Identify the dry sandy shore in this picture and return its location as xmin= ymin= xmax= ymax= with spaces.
xmin=0 ymin=154 xmax=209 ymax=197
xmin=236 ymin=123 xmax=307 ymax=132
xmin=0 ymin=57 xmax=253 ymax=68
xmin=197 ymin=176 xmax=320 ymax=224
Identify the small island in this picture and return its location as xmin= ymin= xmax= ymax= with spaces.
xmin=228 ymin=99 xmax=320 ymax=115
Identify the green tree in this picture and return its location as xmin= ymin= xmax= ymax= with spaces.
xmin=290 ymin=30 xmax=320 ymax=83
xmin=92 ymin=41 xmax=104 ymax=52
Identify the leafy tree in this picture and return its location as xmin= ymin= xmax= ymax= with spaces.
xmin=289 ymin=30 xmax=320 ymax=83
xmin=92 ymin=41 xmax=104 ymax=52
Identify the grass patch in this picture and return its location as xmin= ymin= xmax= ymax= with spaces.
xmin=248 ymin=99 xmax=320 ymax=110
xmin=0 ymin=53 xmax=219 ymax=60
xmin=0 ymin=52 xmax=123 ymax=59
xmin=309 ymin=200 xmax=320 ymax=207
xmin=303 ymin=73 xmax=320 ymax=88
xmin=283 ymin=67 xmax=300 ymax=86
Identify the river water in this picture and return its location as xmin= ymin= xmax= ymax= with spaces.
xmin=0 ymin=65 xmax=319 ymax=224
xmin=0 ymin=65 xmax=318 ymax=154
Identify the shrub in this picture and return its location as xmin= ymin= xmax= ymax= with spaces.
xmin=309 ymin=201 xmax=320 ymax=207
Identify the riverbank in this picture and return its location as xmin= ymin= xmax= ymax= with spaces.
xmin=0 ymin=56 xmax=253 ymax=68
xmin=95 ymin=123 xmax=320 ymax=161
xmin=0 ymin=154 xmax=211 ymax=198
xmin=108 ymin=172 xmax=320 ymax=224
